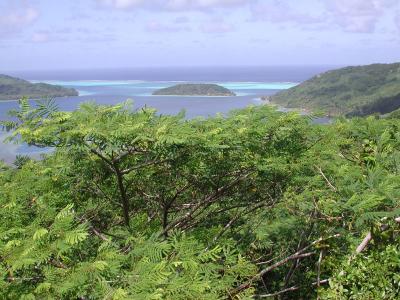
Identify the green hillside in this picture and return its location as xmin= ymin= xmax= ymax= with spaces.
xmin=153 ymin=83 xmax=236 ymax=96
xmin=0 ymin=74 xmax=78 ymax=100
xmin=272 ymin=63 xmax=400 ymax=116
xmin=387 ymin=108 xmax=400 ymax=119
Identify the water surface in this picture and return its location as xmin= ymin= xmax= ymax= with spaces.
xmin=1 ymin=66 xmax=333 ymax=162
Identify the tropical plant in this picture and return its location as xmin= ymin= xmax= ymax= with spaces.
xmin=1 ymin=100 xmax=399 ymax=299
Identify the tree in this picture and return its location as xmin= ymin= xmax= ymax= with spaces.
xmin=1 ymin=100 xmax=400 ymax=299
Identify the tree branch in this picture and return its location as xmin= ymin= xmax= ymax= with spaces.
xmin=254 ymin=279 xmax=329 ymax=298
xmin=316 ymin=166 xmax=337 ymax=192
xmin=206 ymin=201 xmax=268 ymax=250
xmin=87 ymin=146 xmax=113 ymax=167
xmin=231 ymin=234 xmax=340 ymax=296
xmin=91 ymin=227 xmax=110 ymax=242
xmin=111 ymin=147 xmax=145 ymax=163
xmin=121 ymin=159 xmax=169 ymax=175
xmin=356 ymin=217 xmax=400 ymax=254
xmin=161 ymin=171 xmax=253 ymax=237
xmin=355 ymin=232 xmax=372 ymax=253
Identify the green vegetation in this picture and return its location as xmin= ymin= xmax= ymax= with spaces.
xmin=272 ymin=63 xmax=400 ymax=116
xmin=152 ymin=83 xmax=236 ymax=96
xmin=0 ymin=75 xmax=78 ymax=100
xmin=388 ymin=108 xmax=400 ymax=119
xmin=0 ymin=98 xmax=400 ymax=299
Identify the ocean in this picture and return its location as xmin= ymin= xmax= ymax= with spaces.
xmin=0 ymin=65 xmax=334 ymax=162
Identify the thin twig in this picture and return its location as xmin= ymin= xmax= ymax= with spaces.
xmin=161 ymin=171 xmax=253 ymax=237
xmin=91 ymin=227 xmax=110 ymax=242
xmin=121 ymin=159 xmax=169 ymax=174
xmin=254 ymin=279 xmax=329 ymax=298
xmin=231 ymin=234 xmax=340 ymax=296
xmin=317 ymin=250 xmax=323 ymax=287
xmin=316 ymin=166 xmax=337 ymax=192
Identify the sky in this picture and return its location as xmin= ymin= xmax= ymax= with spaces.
xmin=0 ymin=0 xmax=399 ymax=71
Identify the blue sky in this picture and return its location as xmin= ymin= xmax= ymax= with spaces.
xmin=0 ymin=0 xmax=399 ymax=71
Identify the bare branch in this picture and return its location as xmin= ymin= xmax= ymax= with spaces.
xmin=49 ymin=258 xmax=67 ymax=269
xmin=231 ymin=234 xmax=340 ymax=296
xmin=206 ymin=201 xmax=268 ymax=250
xmin=87 ymin=146 xmax=113 ymax=167
xmin=112 ymin=147 xmax=146 ymax=163
xmin=121 ymin=159 xmax=169 ymax=175
xmin=356 ymin=217 xmax=400 ymax=254
xmin=161 ymin=171 xmax=253 ymax=237
xmin=91 ymin=227 xmax=110 ymax=242
xmin=254 ymin=279 xmax=329 ymax=298
xmin=317 ymin=250 xmax=324 ymax=290
xmin=356 ymin=232 xmax=372 ymax=253
xmin=316 ymin=166 xmax=337 ymax=192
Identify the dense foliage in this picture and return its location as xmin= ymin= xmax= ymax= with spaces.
xmin=152 ymin=83 xmax=236 ymax=96
xmin=388 ymin=108 xmax=400 ymax=119
xmin=272 ymin=63 xmax=400 ymax=117
xmin=0 ymin=75 xmax=78 ymax=100
xmin=0 ymin=99 xmax=399 ymax=299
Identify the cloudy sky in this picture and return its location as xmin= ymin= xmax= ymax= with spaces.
xmin=0 ymin=0 xmax=399 ymax=70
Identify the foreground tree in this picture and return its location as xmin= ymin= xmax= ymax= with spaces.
xmin=0 ymin=100 xmax=399 ymax=299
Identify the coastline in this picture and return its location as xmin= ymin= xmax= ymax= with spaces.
xmin=256 ymin=96 xmax=311 ymax=114
xmin=0 ymin=94 xmax=80 ymax=102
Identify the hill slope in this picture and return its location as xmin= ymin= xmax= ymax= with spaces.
xmin=271 ymin=63 xmax=400 ymax=116
xmin=0 ymin=75 xmax=78 ymax=100
xmin=153 ymin=83 xmax=236 ymax=96
xmin=387 ymin=108 xmax=400 ymax=119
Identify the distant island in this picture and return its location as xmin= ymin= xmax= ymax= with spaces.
xmin=271 ymin=63 xmax=400 ymax=116
xmin=0 ymin=74 xmax=78 ymax=100
xmin=153 ymin=83 xmax=236 ymax=96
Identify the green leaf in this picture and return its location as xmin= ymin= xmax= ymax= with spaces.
xmin=65 ymin=230 xmax=88 ymax=245
xmin=33 ymin=228 xmax=49 ymax=241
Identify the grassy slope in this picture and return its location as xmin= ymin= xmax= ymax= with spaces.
xmin=387 ymin=108 xmax=400 ymax=119
xmin=271 ymin=63 xmax=400 ymax=116
xmin=0 ymin=75 xmax=78 ymax=100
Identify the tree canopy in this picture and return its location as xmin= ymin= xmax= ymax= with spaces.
xmin=1 ymin=99 xmax=399 ymax=299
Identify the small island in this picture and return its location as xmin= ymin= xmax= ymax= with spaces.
xmin=0 ymin=74 xmax=78 ymax=100
xmin=152 ymin=83 xmax=236 ymax=96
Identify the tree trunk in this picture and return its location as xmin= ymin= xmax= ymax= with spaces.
xmin=114 ymin=167 xmax=130 ymax=227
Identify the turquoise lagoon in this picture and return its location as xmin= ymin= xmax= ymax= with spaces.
xmin=0 ymin=79 xmax=299 ymax=162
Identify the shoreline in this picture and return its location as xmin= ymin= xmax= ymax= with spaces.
xmin=0 ymin=93 xmax=81 ymax=103
xmin=256 ymin=96 xmax=311 ymax=115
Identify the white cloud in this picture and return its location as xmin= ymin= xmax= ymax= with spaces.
xmin=29 ymin=30 xmax=71 ymax=44
xmin=0 ymin=6 xmax=39 ymax=36
xmin=98 ymin=0 xmax=145 ymax=9
xmin=169 ymin=0 xmax=249 ymax=9
xmin=200 ymin=20 xmax=235 ymax=33
xmin=248 ymin=0 xmax=398 ymax=33
xmin=96 ymin=0 xmax=252 ymax=11
xmin=250 ymin=1 xmax=323 ymax=25
xmin=0 ymin=7 xmax=39 ymax=26
xmin=174 ymin=16 xmax=190 ymax=23
xmin=326 ymin=0 xmax=398 ymax=33
xmin=145 ymin=21 xmax=191 ymax=32
xmin=395 ymin=11 xmax=400 ymax=32
xmin=31 ymin=32 xmax=49 ymax=43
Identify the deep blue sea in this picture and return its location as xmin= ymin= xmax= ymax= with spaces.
xmin=0 ymin=66 xmax=334 ymax=162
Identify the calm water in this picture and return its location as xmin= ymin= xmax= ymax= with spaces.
xmin=0 ymin=66 xmax=334 ymax=162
